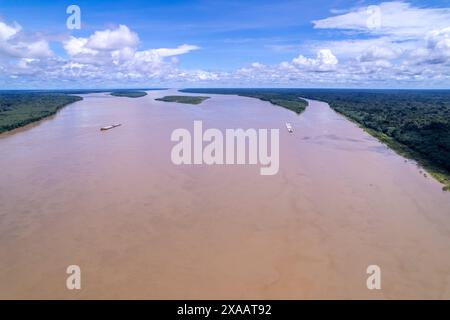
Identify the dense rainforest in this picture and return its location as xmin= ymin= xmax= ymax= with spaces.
xmin=0 ymin=93 xmax=82 ymax=134
xmin=183 ymin=88 xmax=450 ymax=190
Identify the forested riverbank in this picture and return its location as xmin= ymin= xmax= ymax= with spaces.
xmin=296 ymin=90 xmax=450 ymax=191
xmin=183 ymin=88 xmax=450 ymax=190
xmin=0 ymin=93 xmax=82 ymax=134
xmin=0 ymin=89 xmax=157 ymax=134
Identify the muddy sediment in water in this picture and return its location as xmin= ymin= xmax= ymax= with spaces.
xmin=0 ymin=90 xmax=449 ymax=299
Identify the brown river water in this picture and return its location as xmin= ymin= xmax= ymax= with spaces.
xmin=0 ymin=90 xmax=450 ymax=299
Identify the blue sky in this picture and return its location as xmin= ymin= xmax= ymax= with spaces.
xmin=1 ymin=0 xmax=450 ymax=88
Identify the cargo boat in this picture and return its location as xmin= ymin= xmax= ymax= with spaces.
xmin=100 ymin=124 xmax=121 ymax=131
xmin=286 ymin=122 xmax=293 ymax=133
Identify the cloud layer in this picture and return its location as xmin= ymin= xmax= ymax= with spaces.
xmin=0 ymin=21 xmax=208 ymax=87
xmin=228 ymin=1 xmax=450 ymax=87
xmin=1 ymin=1 xmax=450 ymax=88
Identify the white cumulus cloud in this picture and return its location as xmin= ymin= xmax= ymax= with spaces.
xmin=86 ymin=25 xmax=139 ymax=51
xmin=0 ymin=20 xmax=53 ymax=59
xmin=292 ymin=49 xmax=338 ymax=71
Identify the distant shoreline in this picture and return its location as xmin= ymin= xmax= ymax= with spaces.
xmin=180 ymin=88 xmax=308 ymax=114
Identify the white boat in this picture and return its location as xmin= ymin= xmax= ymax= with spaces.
xmin=285 ymin=122 xmax=293 ymax=133
xmin=100 ymin=123 xmax=121 ymax=131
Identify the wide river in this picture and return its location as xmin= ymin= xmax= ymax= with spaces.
xmin=1 ymin=90 xmax=449 ymax=299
